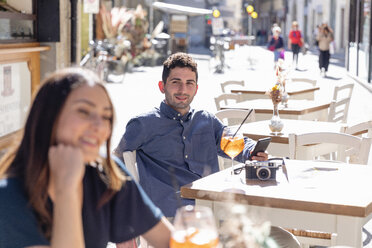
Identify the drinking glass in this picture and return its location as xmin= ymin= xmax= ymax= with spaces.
xmin=220 ymin=127 xmax=245 ymax=177
xmin=170 ymin=205 xmax=219 ymax=248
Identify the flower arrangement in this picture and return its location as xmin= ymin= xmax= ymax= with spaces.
xmin=266 ymin=83 xmax=282 ymax=105
xmin=273 ymin=58 xmax=290 ymax=107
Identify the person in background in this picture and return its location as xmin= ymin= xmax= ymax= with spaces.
xmin=0 ymin=67 xmax=172 ymax=248
xmin=288 ymin=21 xmax=304 ymax=69
xmin=316 ymin=23 xmax=334 ymax=77
xmin=115 ymin=52 xmax=301 ymax=248
xmin=268 ymin=26 xmax=285 ymax=67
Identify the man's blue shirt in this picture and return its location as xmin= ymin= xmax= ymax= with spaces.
xmin=115 ymin=102 xmax=255 ymax=217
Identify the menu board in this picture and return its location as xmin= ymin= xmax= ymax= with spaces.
xmin=0 ymin=62 xmax=31 ymax=137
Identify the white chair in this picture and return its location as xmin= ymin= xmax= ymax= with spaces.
xmin=345 ymin=120 xmax=372 ymax=138
xmin=288 ymin=132 xmax=372 ymax=165
xmin=327 ymin=83 xmax=354 ymax=123
xmin=220 ymin=80 xmax=244 ymax=93
xmin=215 ymin=109 xmax=256 ymax=126
xmin=214 ymin=93 xmax=242 ymax=111
xmin=122 ymin=151 xmax=139 ymax=182
xmin=290 ymin=78 xmax=317 ymax=86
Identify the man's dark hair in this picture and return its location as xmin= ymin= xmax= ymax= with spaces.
xmin=162 ymin=53 xmax=198 ymax=83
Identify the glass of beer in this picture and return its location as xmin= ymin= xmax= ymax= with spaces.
xmin=170 ymin=205 xmax=219 ymax=248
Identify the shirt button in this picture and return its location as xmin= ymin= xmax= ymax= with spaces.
xmin=173 ymin=117 xmax=176 ymax=120
xmin=178 ymin=113 xmax=181 ymax=116
xmin=183 ymin=136 xmax=186 ymax=140
xmin=180 ymin=120 xmax=183 ymax=123
xmin=185 ymin=155 xmax=188 ymax=158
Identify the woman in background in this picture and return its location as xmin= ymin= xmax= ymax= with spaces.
xmin=316 ymin=23 xmax=334 ymax=77
xmin=288 ymin=21 xmax=304 ymax=69
xmin=0 ymin=67 xmax=172 ymax=248
xmin=268 ymin=26 xmax=285 ymax=67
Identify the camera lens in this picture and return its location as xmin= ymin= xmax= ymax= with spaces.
xmin=256 ymin=167 xmax=271 ymax=180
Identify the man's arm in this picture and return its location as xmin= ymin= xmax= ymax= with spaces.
xmin=115 ymin=118 xmax=147 ymax=156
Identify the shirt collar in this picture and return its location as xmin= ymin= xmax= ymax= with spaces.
xmin=160 ymin=101 xmax=193 ymax=121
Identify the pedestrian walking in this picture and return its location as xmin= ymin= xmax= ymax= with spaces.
xmin=288 ymin=21 xmax=304 ymax=69
xmin=316 ymin=23 xmax=334 ymax=77
xmin=0 ymin=67 xmax=172 ymax=248
xmin=268 ymin=26 xmax=285 ymax=68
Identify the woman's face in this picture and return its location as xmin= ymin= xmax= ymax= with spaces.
xmin=55 ymin=84 xmax=113 ymax=163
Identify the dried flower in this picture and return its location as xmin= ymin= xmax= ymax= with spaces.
xmin=266 ymin=83 xmax=282 ymax=105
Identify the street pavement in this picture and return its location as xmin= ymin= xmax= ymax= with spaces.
xmin=105 ymin=45 xmax=372 ymax=247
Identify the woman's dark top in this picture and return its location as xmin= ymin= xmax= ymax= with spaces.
xmin=268 ymin=36 xmax=284 ymax=49
xmin=0 ymin=156 xmax=163 ymax=248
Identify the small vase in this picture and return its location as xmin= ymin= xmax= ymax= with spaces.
xmin=269 ymin=104 xmax=284 ymax=135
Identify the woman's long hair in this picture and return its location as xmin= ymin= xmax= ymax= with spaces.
xmin=0 ymin=67 xmax=124 ymax=239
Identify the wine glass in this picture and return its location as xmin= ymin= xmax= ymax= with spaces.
xmin=170 ymin=205 xmax=219 ymax=248
xmin=220 ymin=127 xmax=245 ymax=179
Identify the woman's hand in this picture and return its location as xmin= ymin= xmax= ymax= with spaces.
xmin=48 ymin=144 xmax=85 ymax=248
xmin=48 ymin=144 xmax=85 ymax=198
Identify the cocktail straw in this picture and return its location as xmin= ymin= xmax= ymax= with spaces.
xmin=222 ymin=109 xmax=253 ymax=151
xmin=231 ymin=109 xmax=254 ymax=138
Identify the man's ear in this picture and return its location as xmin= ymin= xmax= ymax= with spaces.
xmin=158 ymin=81 xmax=165 ymax=93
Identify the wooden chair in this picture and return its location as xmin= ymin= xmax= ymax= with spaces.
xmin=290 ymin=78 xmax=317 ymax=86
xmin=220 ymin=80 xmax=244 ymax=93
xmin=345 ymin=120 xmax=372 ymax=138
xmin=288 ymin=132 xmax=372 ymax=164
xmin=215 ymin=109 xmax=256 ymax=126
xmin=327 ymin=83 xmax=354 ymax=123
xmin=214 ymin=93 xmax=242 ymax=111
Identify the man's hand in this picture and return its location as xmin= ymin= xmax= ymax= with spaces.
xmin=251 ymin=152 xmax=268 ymax=161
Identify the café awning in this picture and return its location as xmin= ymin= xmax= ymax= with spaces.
xmin=152 ymin=2 xmax=212 ymax=16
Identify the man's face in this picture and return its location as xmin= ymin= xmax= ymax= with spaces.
xmin=159 ymin=67 xmax=198 ymax=116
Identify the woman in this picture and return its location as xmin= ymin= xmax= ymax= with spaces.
xmin=316 ymin=23 xmax=334 ymax=77
xmin=0 ymin=67 xmax=172 ymax=247
xmin=268 ymin=26 xmax=285 ymax=67
xmin=288 ymin=21 xmax=304 ymax=69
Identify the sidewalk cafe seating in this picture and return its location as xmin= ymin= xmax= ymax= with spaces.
xmin=214 ymin=93 xmax=243 ymax=111
xmin=288 ymin=132 xmax=372 ymax=165
xmin=286 ymin=131 xmax=372 ymax=246
xmin=215 ymin=109 xmax=255 ymax=126
xmin=328 ymin=83 xmax=354 ymax=123
xmin=220 ymin=80 xmax=244 ymax=93
xmin=345 ymin=120 xmax=372 ymax=138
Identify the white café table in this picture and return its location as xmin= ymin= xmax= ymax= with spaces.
xmin=220 ymin=99 xmax=331 ymax=121
xmin=181 ymin=159 xmax=372 ymax=247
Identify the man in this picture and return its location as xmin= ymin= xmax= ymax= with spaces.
xmin=115 ymin=53 xmax=300 ymax=247
xmin=115 ymin=52 xmax=266 ymax=216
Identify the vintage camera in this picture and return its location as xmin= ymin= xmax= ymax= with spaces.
xmin=245 ymin=161 xmax=279 ymax=181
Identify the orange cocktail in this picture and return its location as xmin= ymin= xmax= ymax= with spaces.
xmin=170 ymin=229 xmax=219 ymax=248
xmin=221 ymin=136 xmax=244 ymax=159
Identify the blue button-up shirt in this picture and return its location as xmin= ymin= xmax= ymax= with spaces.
xmin=115 ymin=102 xmax=255 ymax=217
